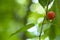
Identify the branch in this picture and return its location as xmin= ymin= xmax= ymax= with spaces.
xmin=39 ymin=0 xmax=50 ymax=40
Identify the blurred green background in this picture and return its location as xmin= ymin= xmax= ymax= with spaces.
xmin=0 ymin=0 xmax=60 ymax=40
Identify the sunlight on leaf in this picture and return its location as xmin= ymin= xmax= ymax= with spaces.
xmin=44 ymin=0 xmax=54 ymax=10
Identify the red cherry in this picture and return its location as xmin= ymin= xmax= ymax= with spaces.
xmin=47 ymin=11 xmax=55 ymax=20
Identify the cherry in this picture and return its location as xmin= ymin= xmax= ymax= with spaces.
xmin=47 ymin=11 xmax=55 ymax=20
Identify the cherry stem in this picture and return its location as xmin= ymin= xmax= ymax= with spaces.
xmin=39 ymin=0 xmax=50 ymax=40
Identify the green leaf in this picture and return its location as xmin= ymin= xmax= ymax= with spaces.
xmin=39 ymin=0 xmax=48 ymax=7
xmin=41 ymin=30 xmax=49 ymax=39
xmin=39 ymin=0 xmax=52 ymax=7
xmin=43 ymin=22 xmax=52 ymax=31
xmin=49 ymin=0 xmax=60 ymax=38
xmin=9 ymin=24 xmax=34 ymax=37
xmin=49 ymin=26 xmax=56 ymax=40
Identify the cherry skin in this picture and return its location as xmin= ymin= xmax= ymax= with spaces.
xmin=47 ymin=11 xmax=55 ymax=20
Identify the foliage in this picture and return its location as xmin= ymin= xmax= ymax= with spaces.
xmin=0 ymin=0 xmax=60 ymax=40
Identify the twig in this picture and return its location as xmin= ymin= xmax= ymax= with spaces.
xmin=39 ymin=17 xmax=45 ymax=40
xmin=39 ymin=0 xmax=50 ymax=40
